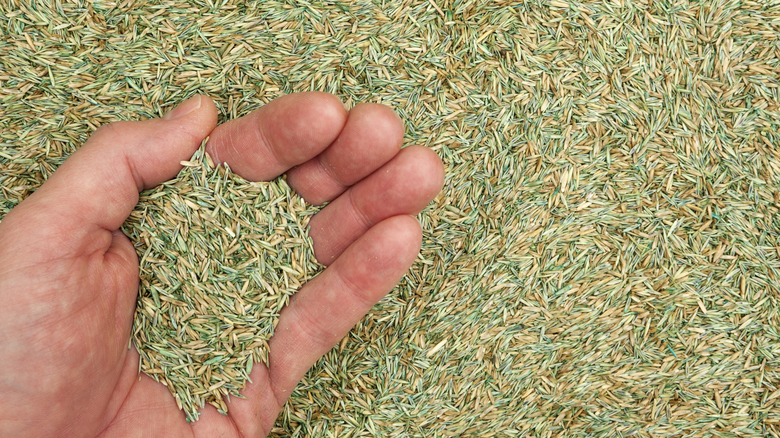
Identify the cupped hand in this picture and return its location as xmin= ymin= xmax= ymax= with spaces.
xmin=0 ymin=93 xmax=444 ymax=437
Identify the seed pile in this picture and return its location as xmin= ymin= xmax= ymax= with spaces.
xmin=3 ymin=0 xmax=780 ymax=437
xmin=122 ymin=144 xmax=321 ymax=422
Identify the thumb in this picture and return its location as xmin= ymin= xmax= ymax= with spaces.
xmin=0 ymin=95 xmax=218 ymax=256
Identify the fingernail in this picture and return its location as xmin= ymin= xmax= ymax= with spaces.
xmin=163 ymin=95 xmax=203 ymax=120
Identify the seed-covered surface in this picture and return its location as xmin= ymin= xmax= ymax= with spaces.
xmin=122 ymin=144 xmax=321 ymax=421
xmin=2 ymin=0 xmax=780 ymax=436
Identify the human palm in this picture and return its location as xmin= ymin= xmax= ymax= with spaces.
xmin=0 ymin=93 xmax=444 ymax=437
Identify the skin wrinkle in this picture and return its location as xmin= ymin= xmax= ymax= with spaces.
xmin=19 ymin=297 xmax=108 ymax=436
xmin=95 ymin=352 xmax=142 ymax=437
xmin=316 ymin=154 xmax=345 ymax=191
xmin=298 ymin=161 xmax=334 ymax=205
xmin=283 ymin=301 xmax=342 ymax=366
xmin=123 ymin=148 xmax=147 ymax=192
xmin=5 ymin=257 xmax=83 ymax=325
xmin=252 ymin=113 xmax=284 ymax=174
xmin=94 ymin=349 xmax=136 ymax=437
xmin=100 ymin=249 xmax=138 ymax=335
xmin=286 ymin=155 xmax=342 ymax=206
xmin=226 ymin=125 xmax=242 ymax=169
xmin=105 ymin=230 xmax=139 ymax=271
xmin=208 ymin=133 xmax=222 ymax=164
xmin=0 ymin=246 xmax=74 ymax=278
xmin=346 ymin=187 xmax=374 ymax=231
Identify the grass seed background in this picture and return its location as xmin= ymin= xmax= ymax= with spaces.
xmin=2 ymin=0 xmax=780 ymax=436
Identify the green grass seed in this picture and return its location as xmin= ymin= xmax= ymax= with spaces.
xmin=2 ymin=0 xmax=780 ymax=436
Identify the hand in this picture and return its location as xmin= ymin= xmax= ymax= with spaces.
xmin=0 ymin=93 xmax=444 ymax=437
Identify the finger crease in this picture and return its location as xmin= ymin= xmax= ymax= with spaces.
xmin=347 ymin=189 xmax=373 ymax=230
xmin=316 ymin=157 xmax=346 ymax=190
xmin=333 ymin=263 xmax=375 ymax=309
xmin=287 ymin=301 xmax=339 ymax=353
xmin=254 ymin=122 xmax=285 ymax=170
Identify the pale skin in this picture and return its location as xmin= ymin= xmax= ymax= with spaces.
xmin=0 ymin=93 xmax=444 ymax=437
